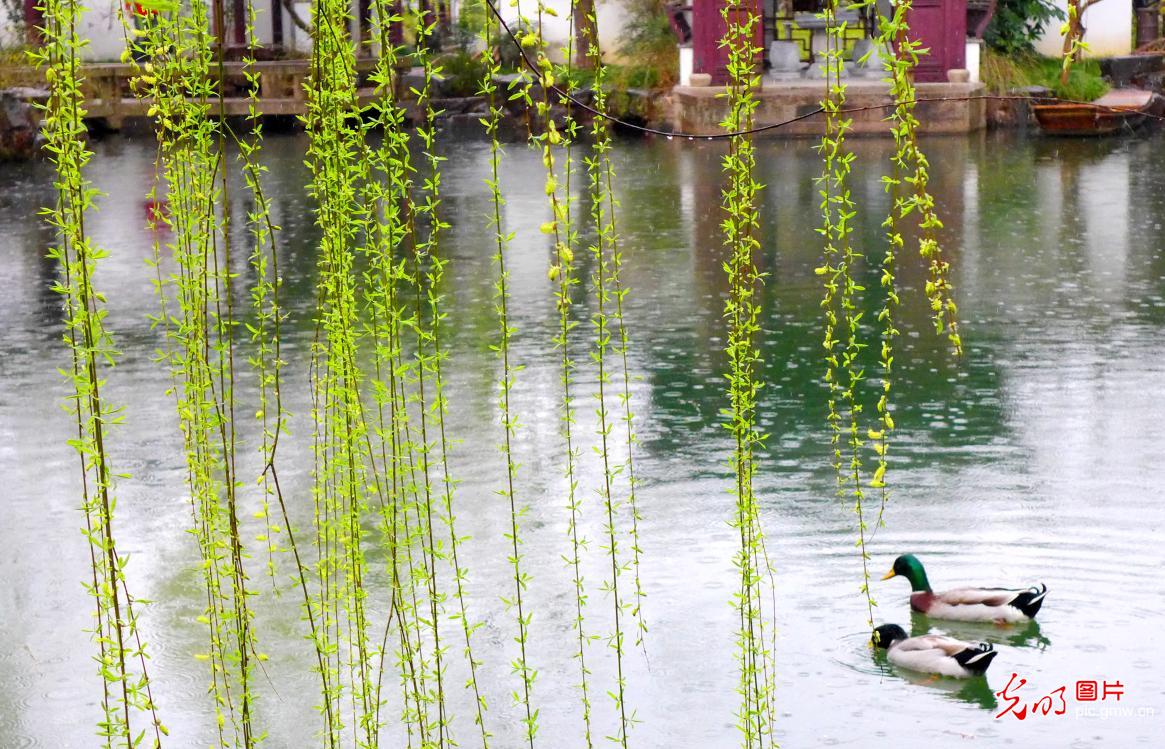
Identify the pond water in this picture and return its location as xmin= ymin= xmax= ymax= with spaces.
xmin=2 ymin=129 xmax=1163 ymax=748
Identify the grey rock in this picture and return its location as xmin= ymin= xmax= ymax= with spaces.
xmin=402 ymin=66 xmax=449 ymax=96
xmin=0 ymin=88 xmax=49 ymax=162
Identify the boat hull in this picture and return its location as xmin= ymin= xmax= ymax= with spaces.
xmin=1033 ymin=89 xmax=1164 ymax=136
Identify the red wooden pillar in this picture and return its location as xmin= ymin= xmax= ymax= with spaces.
xmin=692 ymin=0 xmax=762 ymax=86
xmin=272 ymin=0 xmax=284 ymax=49
xmin=907 ymin=0 xmax=967 ymax=82
xmin=389 ymin=1 xmax=404 ymax=47
xmin=232 ymin=0 xmax=246 ymax=46
xmin=23 ymin=0 xmax=43 ymax=46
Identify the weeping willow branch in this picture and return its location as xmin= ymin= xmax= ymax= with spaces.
xmin=816 ymin=0 xmax=875 ymax=629
xmin=404 ymin=6 xmax=490 ymax=747
xmin=304 ymin=0 xmax=386 ymax=741
xmin=39 ymin=1 xmax=165 ymax=744
xmin=530 ymin=3 xmax=599 ymax=746
xmin=475 ymin=6 xmax=547 ymax=749
xmin=124 ymin=1 xmax=262 ymax=743
xmin=577 ymin=15 xmax=637 ymax=749
xmin=720 ymin=6 xmax=775 ymax=747
xmin=583 ymin=1 xmax=648 ymax=655
xmin=865 ymin=0 xmax=914 ymax=540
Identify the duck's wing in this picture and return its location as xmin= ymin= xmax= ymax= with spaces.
xmin=936 ymin=586 xmax=1027 ymax=607
xmin=896 ymin=634 xmax=974 ymax=657
xmin=938 ymin=584 xmax=1048 ymax=618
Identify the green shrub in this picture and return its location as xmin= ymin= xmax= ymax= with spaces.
xmin=984 ymin=0 xmax=1064 ymax=55
xmin=618 ymin=0 xmax=677 ymax=87
xmin=982 ymin=49 xmax=1109 ymax=102
xmin=438 ymin=50 xmax=489 ymax=97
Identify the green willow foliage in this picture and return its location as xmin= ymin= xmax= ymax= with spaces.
xmin=306 ymin=1 xmax=489 ymax=745
xmin=585 ymin=10 xmax=649 ymax=659
xmin=239 ymin=0 xmax=288 ymax=589
xmin=128 ymin=1 xmax=263 ymax=744
xmin=38 ymin=0 xmax=165 ymax=743
xmin=304 ymin=0 xmax=381 ymax=740
xmin=817 ymin=0 xmax=874 ymax=626
xmin=361 ymin=4 xmax=426 ymax=742
xmin=488 ymin=7 xmax=542 ymax=746
xmin=477 ymin=11 xmax=521 ymax=749
xmin=719 ymin=8 xmax=777 ymax=747
xmin=580 ymin=16 xmax=638 ymax=748
xmin=401 ymin=7 xmax=485 ymax=746
xmin=870 ymin=0 xmax=926 ymax=532
xmin=39 ymin=0 xmax=971 ymax=745
xmin=815 ymin=1 xmax=964 ymax=627
xmin=512 ymin=7 xmax=595 ymax=746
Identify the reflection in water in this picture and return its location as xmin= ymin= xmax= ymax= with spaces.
xmin=1 ymin=130 xmax=1164 ymax=747
xmin=909 ymin=610 xmax=1051 ymax=650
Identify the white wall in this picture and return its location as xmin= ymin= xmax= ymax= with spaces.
xmin=0 ymin=0 xmax=131 ymax=58
xmin=1035 ymin=0 xmax=1132 ymax=58
xmin=81 ymin=1 xmax=132 ymax=60
xmin=499 ymin=0 xmax=630 ymax=62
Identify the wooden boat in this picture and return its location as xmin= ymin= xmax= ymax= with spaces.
xmin=1033 ymin=89 xmax=1165 ymax=136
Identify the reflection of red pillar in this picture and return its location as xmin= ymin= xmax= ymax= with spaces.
xmin=691 ymin=0 xmax=761 ymax=85
xmin=272 ymin=0 xmax=284 ymax=49
xmin=388 ymin=1 xmax=404 ymax=47
xmin=24 ymin=0 xmax=44 ymax=46
xmin=232 ymin=0 xmax=246 ymax=45
xmin=359 ymin=0 xmax=371 ymax=48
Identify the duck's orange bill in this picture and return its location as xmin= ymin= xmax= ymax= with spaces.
xmin=880 ymin=569 xmax=897 ymax=580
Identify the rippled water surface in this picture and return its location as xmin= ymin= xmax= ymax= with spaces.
xmin=2 ymin=131 xmax=1164 ymax=747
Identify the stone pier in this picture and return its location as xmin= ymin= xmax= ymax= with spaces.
xmin=666 ymin=80 xmax=987 ymax=137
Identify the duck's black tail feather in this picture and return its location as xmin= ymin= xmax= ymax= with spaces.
xmin=1010 ymin=583 xmax=1048 ymax=619
xmin=954 ymin=643 xmax=997 ymax=675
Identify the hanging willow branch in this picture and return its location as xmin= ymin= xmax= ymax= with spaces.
xmin=403 ymin=6 xmax=487 ymax=746
xmin=39 ymin=1 xmax=165 ymax=744
xmin=719 ymin=6 xmax=776 ymax=747
xmin=866 ymin=0 xmax=920 ymax=536
xmin=816 ymin=0 xmax=874 ymax=628
xmin=477 ymin=5 xmax=545 ymax=749
xmin=577 ymin=16 xmax=637 ymax=748
xmin=583 ymin=2 xmax=648 ymax=654
xmin=303 ymin=0 xmax=386 ymax=740
xmin=127 ymin=1 xmax=262 ymax=742
xmin=361 ymin=4 xmax=434 ymax=744
xmin=238 ymin=0 xmax=287 ymax=589
xmin=509 ymin=3 xmax=597 ymax=744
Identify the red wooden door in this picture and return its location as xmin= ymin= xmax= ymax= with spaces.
xmin=692 ymin=0 xmax=762 ymax=86
xmin=906 ymin=0 xmax=967 ymax=83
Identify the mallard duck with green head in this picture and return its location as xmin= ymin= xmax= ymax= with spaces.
xmin=882 ymin=554 xmax=1047 ymax=624
xmin=872 ymin=624 xmax=998 ymax=678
